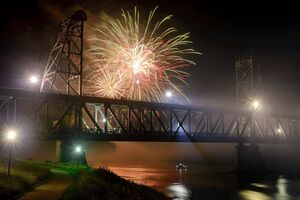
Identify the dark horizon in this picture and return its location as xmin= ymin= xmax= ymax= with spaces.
xmin=0 ymin=0 xmax=299 ymax=114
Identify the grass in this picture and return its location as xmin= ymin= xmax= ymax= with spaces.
xmin=0 ymin=159 xmax=51 ymax=199
xmin=21 ymin=160 xmax=91 ymax=177
xmin=62 ymin=167 xmax=169 ymax=200
xmin=23 ymin=160 xmax=169 ymax=199
xmin=0 ymin=159 xmax=168 ymax=199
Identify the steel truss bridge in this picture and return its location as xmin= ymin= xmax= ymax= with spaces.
xmin=0 ymin=88 xmax=299 ymax=144
xmin=0 ymin=10 xmax=299 ymax=144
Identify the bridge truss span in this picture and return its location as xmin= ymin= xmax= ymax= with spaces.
xmin=0 ymin=88 xmax=299 ymax=143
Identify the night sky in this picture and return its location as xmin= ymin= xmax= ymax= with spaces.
xmin=0 ymin=0 xmax=299 ymax=114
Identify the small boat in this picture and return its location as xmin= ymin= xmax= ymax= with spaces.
xmin=176 ymin=163 xmax=188 ymax=171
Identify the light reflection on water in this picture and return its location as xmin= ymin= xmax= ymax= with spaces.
xmin=165 ymin=183 xmax=191 ymax=200
xmin=239 ymin=190 xmax=271 ymax=200
xmin=104 ymin=164 xmax=300 ymax=200
xmin=277 ymin=176 xmax=288 ymax=197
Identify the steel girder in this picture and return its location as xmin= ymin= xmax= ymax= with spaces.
xmin=0 ymin=88 xmax=299 ymax=143
xmin=40 ymin=10 xmax=86 ymax=96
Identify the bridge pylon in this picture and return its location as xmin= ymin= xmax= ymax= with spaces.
xmin=235 ymin=56 xmax=267 ymax=173
xmin=235 ymin=142 xmax=267 ymax=173
xmin=40 ymin=10 xmax=87 ymax=164
xmin=235 ymin=56 xmax=262 ymax=110
xmin=40 ymin=10 xmax=86 ymax=96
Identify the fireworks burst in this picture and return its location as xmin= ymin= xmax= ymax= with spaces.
xmin=86 ymin=7 xmax=200 ymax=102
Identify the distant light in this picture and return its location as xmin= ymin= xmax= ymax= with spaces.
xmin=75 ymin=146 xmax=82 ymax=153
xmin=250 ymin=183 xmax=268 ymax=189
xmin=277 ymin=128 xmax=282 ymax=133
xmin=102 ymin=118 xmax=107 ymax=123
xmin=29 ymin=75 xmax=38 ymax=84
xmin=165 ymin=91 xmax=172 ymax=98
xmin=252 ymin=100 xmax=260 ymax=110
xmin=6 ymin=130 xmax=16 ymax=141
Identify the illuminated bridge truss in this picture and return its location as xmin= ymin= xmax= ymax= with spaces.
xmin=0 ymin=88 xmax=299 ymax=143
xmin=40 ymin=10 xmax=86 ymax=95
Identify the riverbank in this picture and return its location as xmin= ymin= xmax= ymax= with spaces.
xmin=0 ymin=160 xmax=51 ymax=199
xmin=62 ymin=166 xmax=169 ymax=200
xmin=19 ymin=160 xmax=168 ymax=199
xmin=0 ymin=159 xmax=169 ymax=199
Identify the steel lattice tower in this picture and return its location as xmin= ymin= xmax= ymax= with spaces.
xmin=40 ymin=10 xmax=87 ymax=95
xmin=235 ymin=56 xmax=262 ymax=110
xmin=39 ymin=10 xmax=87 ymax=163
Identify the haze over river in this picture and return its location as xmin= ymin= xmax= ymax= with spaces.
xmin=18 ymin=141 xmax=300 ymax=199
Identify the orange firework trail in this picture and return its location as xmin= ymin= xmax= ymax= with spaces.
xmin=86 ymin=7 xmax=201 ymax=102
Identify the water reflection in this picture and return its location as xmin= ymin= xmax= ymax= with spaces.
xmin=104 ymin=164 xmax=300 ymax=200
xmin=239 ymin=190 xmax=272 ymax=200
xmin=237 ymin=174 xmax=300 ymax=200
xmin=108 ymin=166 xmax=178 ymax=188
xmin=277 ymin=176 xmax=288 ymax=197
xmin=164 ymin=167 xmax=191 ymax=199
xmin=165 ymin=183 xmax=191 ymax=200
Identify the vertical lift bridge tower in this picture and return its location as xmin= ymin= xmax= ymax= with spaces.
xmin=235 ymin=56 xmax=266 ymax=173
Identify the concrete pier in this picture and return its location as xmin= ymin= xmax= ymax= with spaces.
xmin=56 ymin=140 xmax=87 ymax=165
xmin=235 ymin=142 xmax=268 ymax=173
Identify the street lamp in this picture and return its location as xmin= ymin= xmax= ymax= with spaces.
xmin=75 ymin=146 xmax=82 ymax=153
xmin=252 ymin=100 xmax=260 ymax=110
xmin=165 ymin=90 xmax=173 ymax=98
xmin=74 ymin=145 xmax=82 ymax=167
xmin=277 ymin=128 xmax=282 ymax=134
xmin=6 ymin=130 xmax=16 ymax=140
xmin=29 ymin=75 xmax=39 ymax=84
xmin=6 ymin=129 xmax=17 ymax=176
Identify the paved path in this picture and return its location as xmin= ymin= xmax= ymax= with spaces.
xmin=18 ymin=169 xmax=73 ymax=200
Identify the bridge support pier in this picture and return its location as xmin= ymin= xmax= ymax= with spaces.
xmin=55 ymin=140 xmax=87 ymax=166
xmin=235 ymin=142 xmax=267 ymax=173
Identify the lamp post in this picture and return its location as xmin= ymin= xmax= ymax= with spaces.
xmin=6 ymin=130 xmax=17 ymax=176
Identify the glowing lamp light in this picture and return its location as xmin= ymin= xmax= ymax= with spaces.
xmin=165 ymin=91 xmax=172 ymax=98
xmin=6 ymin=129 xmax=17 ymax=176
xmin=29 ymin=75 xmax=38 ymax=84
xmin=252 ymin=100 xmax=260 ymax=110
xmin=102 ymin=118 xmax=107 ymax=123
xmin=277 ymin=128 xmax=282 ymax=133
xmin=75 ymin=146 xmax=82 ymax=153
xmin=6 ymin=130 xmax=16 ymax=141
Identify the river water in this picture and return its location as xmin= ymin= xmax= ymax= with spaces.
xmin=106 ymin=162 xmax=300 ymax=200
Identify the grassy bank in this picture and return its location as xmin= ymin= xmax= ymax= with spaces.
xmin=0 ymin=159 xmax=168 ymax=199
xmin=62 ymin=167 xmax=169 ymax=200
xmin=0 ymin=160 xmax=51 ymax=199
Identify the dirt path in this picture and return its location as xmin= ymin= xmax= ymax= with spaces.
xmin=18 ymin=169 xmax=72 ymax=200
